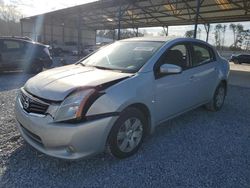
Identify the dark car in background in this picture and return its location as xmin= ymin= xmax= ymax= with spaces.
xmin=0 ymin=36 xmax=53 ymax=73
xmin=50 ymin=41 xmax=79 ymax=56
xmin=230 ymin=54 xmax=250 ymax=64
xmin=82 ymin=43 xmax=109 ymax=56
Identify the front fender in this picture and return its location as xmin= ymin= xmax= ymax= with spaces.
xmin=86 ymin=72 xmax=156 ymax=132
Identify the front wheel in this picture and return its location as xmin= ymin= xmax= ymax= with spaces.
xmin=233 ymin=59 xmax=239 ymax=64
xmin=205 ymin=82 xmax=226 ymax=111
xmin=107 ymin=107 xmax=147 ymax=159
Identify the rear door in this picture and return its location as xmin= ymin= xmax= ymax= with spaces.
xmin=1 ymin=39 xmax=25 ymax=69
xmin=188 ymin=42 xmax=218 ymax=102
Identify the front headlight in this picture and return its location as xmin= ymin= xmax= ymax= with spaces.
xmin=53 ymin=89 xmax=95 ymax=122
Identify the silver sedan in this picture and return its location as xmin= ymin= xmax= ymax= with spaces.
xmin=15 ymin=37 xmax=230 ymax=160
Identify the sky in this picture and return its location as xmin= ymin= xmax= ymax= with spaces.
xmin=4 ymin=0 xmax=98 ymax=17
xmin=141 ymin=22 xmax=250 ymax=46
xmin=3 ymin=0 xmax=250 ymax=46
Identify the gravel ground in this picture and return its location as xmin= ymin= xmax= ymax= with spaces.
xmin=0 ymin=85 xmax=249 ymax=188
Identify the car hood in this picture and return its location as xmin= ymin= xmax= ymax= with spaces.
xmin=24 ymin=64 xmax=132 ymax=101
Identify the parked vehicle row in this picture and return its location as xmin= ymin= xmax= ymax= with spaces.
xmin=50 ymin=42 xmax=103 ymax=57
xmin=0 ymin=36 xmax=110 ymax=74
xmin=0 ymin=36 xmax=52 ymax=73
xmin=15 ymin=37 xmax=230 ymax=160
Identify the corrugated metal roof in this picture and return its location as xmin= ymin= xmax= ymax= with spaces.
xmin=21 ymin=0 xmax=250 ymax=29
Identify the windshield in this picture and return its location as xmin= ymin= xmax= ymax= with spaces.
xmin=80 ymin=41 xmax=164 ymax=73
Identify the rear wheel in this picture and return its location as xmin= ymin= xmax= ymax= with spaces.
xmin=108 ymin=107 xmax=147 ymax=159
xmin=205 ymin=82 xmax=226 ymax=111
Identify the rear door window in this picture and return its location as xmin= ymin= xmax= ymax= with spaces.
xmin=192 ymin=44 xmax=214 ymax=66
xmin=2 ymin=40 xmax=23 ymax=52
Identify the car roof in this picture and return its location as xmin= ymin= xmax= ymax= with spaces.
xmin=120 ymin=37 xmax=211 ymax=45
xmin=0 ymin=36 xmax=32 ymax=41
xmin=0 ymin=37 xmax=33 ymax=43
xmin=121 ymin=37 xmax=174 ymax=42
xmin=0 ymin=37 xmax=47 ymax=47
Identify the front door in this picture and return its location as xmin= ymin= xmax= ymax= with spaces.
xmin=153 ymin=43 xmax=198 ymax=123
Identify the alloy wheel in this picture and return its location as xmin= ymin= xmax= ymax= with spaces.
xmin=116 ymin=117 xmax=143 ymax=153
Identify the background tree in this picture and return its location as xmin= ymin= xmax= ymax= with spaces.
xmin=222 ymin=25 xmax=227 ymax=49
xmin=185 ymin=30 xmax=194 ymax=38
xmin=243 ymin=30 xmax=250 ymax=51
xmin=214 ymin=24 xmax=222 ymax=48
xmin=229 ymin=23 xmax=237 ymax=48
xmin=120 ymin=29 xmax=144 ymax=39
xmin=197 ymin=28 xmax=201 ymax=39
xmin=229 ymin=23 xmax=248 ymax=50
xmin=97 ymin=29 xmax=144 ymax=40
xmin=0 ymin=1 xmax=22 ymax=36
xmin=235 ymin=24 xmax=244 ymax=49
xmin=158 ymin=29 xmax=167 ymax=36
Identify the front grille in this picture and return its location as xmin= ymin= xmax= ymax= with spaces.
xmin=20 ymin=89 xmax=49 ymax=115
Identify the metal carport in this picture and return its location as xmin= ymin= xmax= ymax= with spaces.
xmin=20 ymin=0 xmax=250 ymax=47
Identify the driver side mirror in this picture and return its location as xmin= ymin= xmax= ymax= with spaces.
xmin=159 ymin=64 xmax=182 ymax=75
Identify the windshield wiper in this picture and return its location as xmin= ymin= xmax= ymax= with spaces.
xmin=78 ymin=62 xmax=85 ymax=66
xmin=92 ymin=66 xmax=113 ymax=70
xmin=88 ymin=65 xmax=122 ymax=72
xmin=78 ymin=64 xmax=122 ymax=72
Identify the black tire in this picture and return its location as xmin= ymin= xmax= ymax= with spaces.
xmin=30 ymin=63 xmax=43 ymax=74
xmin=107 ymin=107 xmax=147 ymax=159
xmin=205 ymin=82 xmax=226 ymax=111
xmin=234 ymin=60 xmax=239 ymax=64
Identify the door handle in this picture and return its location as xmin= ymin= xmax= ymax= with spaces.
xmin=189 ymin=75 xmax=199 ymax=82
